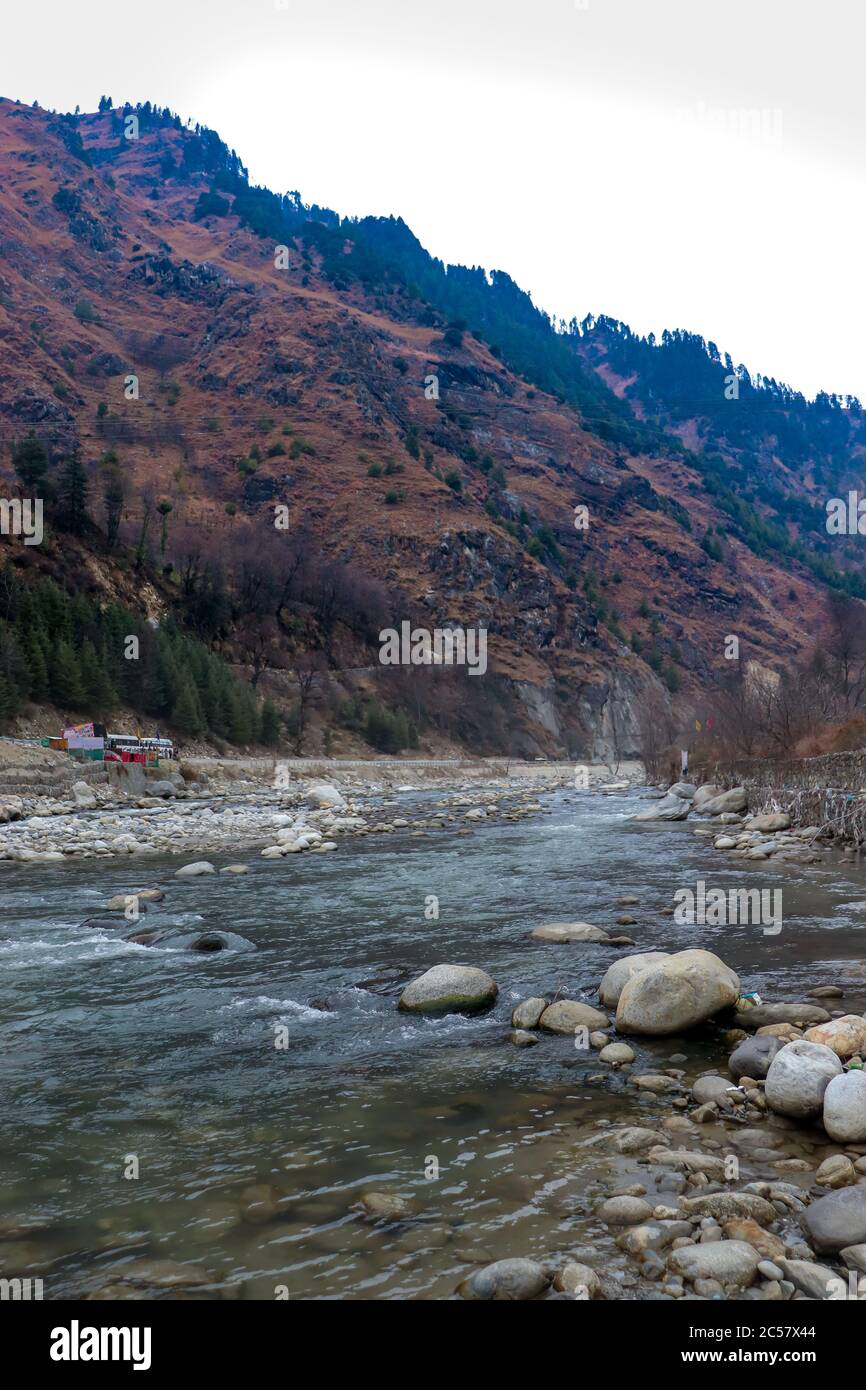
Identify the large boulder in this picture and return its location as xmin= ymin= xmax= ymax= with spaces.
xmin=538 ymin=1000 xmax=609 ymax=1033
xmin=802 ymin=1185 xmax=866 ymax=1254
xmin=764 ymin=1039 xmax=843 ymax=1119
xmin=692 ymin=784 xmax=724 ymax=808
xmin=745 ymin=812 xmax=791 ymax=832
xmin=72 ymin=781 xmax=97 ymax=809
xmin=633 ymin=796 xmax=690 ymax=822
xmin=174 ymin=861 xmax=216 ymax=878
xmin=398 ymin=964 xmax=498 ymax=1014
xmin=696 ymin=787 xmax=747 ymax=816
xmin=823 ymin=1071 xmax=866 ymax=1143
xmin=804 ymin=1015 xmax=866 ymax=1059
xmin=599 ymin=952 xmax=670 ymax=1009
xmin=615 ymin=949 xmax=740 ymax=1037
xmin=667 ymin=782 xmax=696 ymax=800
xmin=305 ymin=783 xmax=346 ymax=809
xmin=728 ymin=1034 xmax=785 ymax=1081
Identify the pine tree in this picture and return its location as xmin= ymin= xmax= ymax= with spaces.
xmin=172 ymin=677 xmax=204 ymax=735
xmin=11 ymin=433 xmax=50 ymax=494
xmin=260 ymin=698 xmax=281 ymax=745
xmin=50 ymin=640 xmax=84 ymax=707
xmin=56 ymin=455 xmax=90 ymax=534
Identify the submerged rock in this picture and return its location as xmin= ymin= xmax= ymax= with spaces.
xmin=457 ymin=1257 xmax=549 ymax=1301
xmin=398 ymin=964 xmax=498 ymax=1014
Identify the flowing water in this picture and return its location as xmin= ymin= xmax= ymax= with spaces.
xmin=2 ymin=786 xmax=866 ymax=1299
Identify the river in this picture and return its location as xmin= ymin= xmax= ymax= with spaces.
xmin=2 ymin=784 xmax=865 ymax=1298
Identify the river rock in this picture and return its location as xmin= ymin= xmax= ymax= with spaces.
xmin=822 ymin=1071 xmax=866 ymax=1143
xmin=733 ymin=1003 xmax=831 ymax=1029
xmin=598 ymin=1195 xmax=654 ymax=1224
xmin=745 ymin=812 xmax=791 ymax=832
xmin=599 ymin=951 xmax=670 ymax=1008
xmin=72 ymin=781 xmax=97 ymax=809
xmin=697 ymin=787 xmax=748 ymax=815
xmin=692 ymin=1075 xmax=740 ymax=1106
xmin=764 ymin=1039 xmax=843 ymax=1119
xmin=815 ymin=1154 xmax=857 ymax=1188
xmin=599 ymin=1042 xmax=635 ymax=1065
xmin=633 ymin=795 xmax=690 ymax=822
xmin=508 ymin=1029 xmax=538 ymax=1047
xmin=511 ymin=997 xmax=547 ymax=1028
xmin=531 ymin=922 xmax=610 ymax=943
xmin=840 ymin=1245 xmax=866 ymax=1273
xmin=398 ymin=964 xmax=498 ymax=1014
xmin=803 ymin=1185 xmax=866 ymax=1253
xmin=612 ymin=1127 xmax=666 ymax=1153
xmin=306 ymin=783 xmax=346 ymax=809
xmin=668 ymin=1241 xmax=760 ymax=1287
xmin=554 ymin=1263 xmax=599 ymax=1297
xmin=722 ymin=1219 xmax=786 ymax=1261
xmin=220 ymin=864 xmax=249 ymax=874
xmin=668 ymin=782 xmax=697 ymax=800
xmin=359 ymin=1191 xmax=416 ymax=1221
xmin=682 ymin=1193 xmax=777 ymax=1225
xmin=539 ymin=1000 xmax=609 ymax=1033
xmin=147 ymin=780 xmax=177 ymax=798
xmin=776 ymin=1258 xmax=847 ymax=1300
xmin=729 ymin=1034 xmax=785 ymax=1081
xmin=174 ymin=861 xmax=216 ymax=878
xmin=692 ymin=784 xmax=723 ymax=808
xmin=804 ymin=1015 xmax=866 ymax=1059
xmin=616 ymin=949 xmax=740 ymax=1037
xmin=457 ymin=1258 xmax=549 ymax=1300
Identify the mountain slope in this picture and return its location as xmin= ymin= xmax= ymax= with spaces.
xmin=0 ymin=98 xmax=856 ymax=756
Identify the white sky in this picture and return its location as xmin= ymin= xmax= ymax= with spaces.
xmin=4 ymin=0 xmax=864 ymax=400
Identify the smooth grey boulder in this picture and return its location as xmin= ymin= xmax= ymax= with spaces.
xmin=692 ymin=1074 xmax=741 ymax=1106
xmin=174 ymin=861 xmax=216 ymax=878
xmin=776 ymin=1259 xmax=847 ymax=1300
xmin=457 ymin=1258 xmax=549 ymax=1300
xmin=598 ymin=1195 xmax=654 ymax=1224
xmin=729 ymin=1034 xmax=785 ymax=1081
xmin=696 ymin=787 xmax=747 ymax=815
xmin=599 ymin=951 xmax=670 ymax=1008
xmin=803 ymin=1186 xmax=866 ymax=1253
xmin=616 ymin=949 xmax=740 ymax=1036
xmin=667 ymin=782 xmax=697 ymax=800
xmin=669 ymin=1241 xmax=760 ymax=1287
xmin=823 ymin=1070 xmax=866 ymax=1143
xmin=539 ymin=999 xmax=609 ymax=1033
xmin=399 ymin=964 xmax=498 ymax=1014
xmin=511 ymin=997 xmax=547 ymax=1029
xmin=692 ymin=783 xmax=723 ymax=808
xmin=764 ymin=1039 xmax=842 ymax=1119
xmin=745 ymin=812 xmax=791 ymax=831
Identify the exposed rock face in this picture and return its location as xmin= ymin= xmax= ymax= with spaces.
xmin=599 ymin=952 xmax=670 ymax=1008
xmin=615 ymin=949 xmax=740 ymax=1036
xmin=398 ymin=964 xmax=498 ymax=1014
xmin=763 ymin=1039 xmax=843 ymax=1119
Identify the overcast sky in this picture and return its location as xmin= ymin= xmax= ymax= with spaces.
xmin=4 ymin=0 xmax=864 ymax=400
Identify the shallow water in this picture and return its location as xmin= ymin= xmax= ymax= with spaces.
xmin=2 ymin=786 xmax=865 ymax=1298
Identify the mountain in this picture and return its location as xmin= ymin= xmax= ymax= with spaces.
xmin=0 ymin=96 xmax=862 ymax=758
